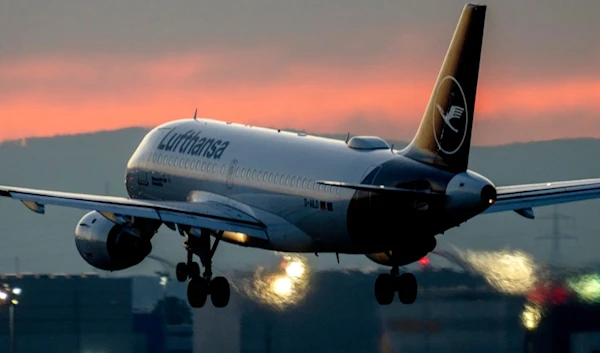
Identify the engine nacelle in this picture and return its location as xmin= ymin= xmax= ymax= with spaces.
xmin=366 ymin=236 xmax=437 ymax=266
xmin=445 ymin=171 xmax=497 ymax=221
xmin=75 ymin=211 xmax=155 ymax=271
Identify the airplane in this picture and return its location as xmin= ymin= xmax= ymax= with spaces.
xmin=2 ymin=3 xmax=600 ymax=308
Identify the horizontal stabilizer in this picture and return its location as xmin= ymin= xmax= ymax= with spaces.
xmin=316 ymin=181 xmax=443 ymax=200
xmin=484 ymin=179 xmax=600 ymax=215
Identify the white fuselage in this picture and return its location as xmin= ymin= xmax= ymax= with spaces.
xmin=125 ymin=119 xmax=401 ymax=253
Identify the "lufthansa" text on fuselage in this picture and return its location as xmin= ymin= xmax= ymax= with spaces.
xmin=157 ymin=128 xmax=230 ymax=160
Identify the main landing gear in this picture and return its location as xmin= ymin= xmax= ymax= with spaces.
xmin=374 ymin=265 xmax=417 ymax=305
xmin=175 ymin=229 xmax=230 ymax=308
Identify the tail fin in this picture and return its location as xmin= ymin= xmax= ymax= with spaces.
xmin=403 ymin=3 xmax=486 ymax=173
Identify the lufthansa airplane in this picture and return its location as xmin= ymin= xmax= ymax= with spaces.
xmin=2 ymin=3 xmax=600 ymax=308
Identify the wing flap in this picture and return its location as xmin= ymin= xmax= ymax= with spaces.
xmin=485 ymin=178 xmax=600 ymax=214
xmin=0 ymin=185 xmax=268 ymax=240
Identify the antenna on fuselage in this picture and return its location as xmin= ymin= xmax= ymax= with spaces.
xmin=345 ymin=132 xmax=350 ymax=144
xmin=193 ymin=108 xmax=198 ymax=120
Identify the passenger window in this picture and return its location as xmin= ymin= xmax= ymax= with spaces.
xmin=212 ymin=164 xmax=217 ymax=173
xmin=174 ymin=157 xmax=179 ymax=167
xmin=200 ymin=162 xmax=205 ymax=171
xmin=180 ymin=159 xmax=185 ymax=168
xmin=336 ymin=187 xmax=340 ymax=194
xmin=252 ymin=170 xmax=257 ymax=180
xmin=308 ymin=179 xmax=314 ymax=188
xmin=207 ymin=163 xmax=212 ymax=172
xmin=246 ymin=169 xmax=251 ymax=178
xmin=275 ymin=174 xmax=280 ymax=183
xmin=296 ymin=178 xmax=301 ymax=187
xmin=258 ymin=171 xmax=263 ymax=181
xmin=185 ymin=159 xmax=190 ymax=169
xmin=263 ymin=173 xmax=268 ymax=182
xmin=269 ymin=173 xmax=274 ymax=183
xmin=220 ymin=165 xmax=226 ymax=174
xmin=302 ymin=179 xmax=307 ymax=188
xmin=291 ymin=177 xmax=296 ymax=186
xmin=195 ymin=161 xmax=200 ymax=170
xmin=286 ymin=176 xmax=290 ymax=185
xmin=241 ymin=168 xmax=246 ymax=177
xmin=236 ymin=167 xmax=240 ymax=177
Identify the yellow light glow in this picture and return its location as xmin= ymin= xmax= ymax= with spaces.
xmin=285 ymin=261 xmax=305 ymax=278
xmin=10 ymin=299 xmax=18 ymax=305
xmin=272 ymin=276 xmax=293 ymax=296
xmin=456 ymin=249 xmax=538 ymax=294
xmin=520 ymin=303 xmax=542 ymax=330
xmin=237 ymin=253 xmax=310 ymax=310
xmin=222 ymin=231 xmax=248 ymax=244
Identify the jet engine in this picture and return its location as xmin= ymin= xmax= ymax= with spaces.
xmin=366 ymin=236 xmax=437 ymax=266
xmin=74 ymin=211 xmax=158 ymax=271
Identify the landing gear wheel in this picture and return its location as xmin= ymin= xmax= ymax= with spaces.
xmin=188 ymin=262 xmax=200 ymax=279
xmin=187 ymin=277 xmax=209 ymax=308
xmin=397 ymin=273 xmax=418 ymax=304
xmin=176 ymin=262 xmax=188 ymax=282
xmin=210 ymin=276 xmax=231 ymax=308
xmin=374 ymin=274 xmax=395 ymax=305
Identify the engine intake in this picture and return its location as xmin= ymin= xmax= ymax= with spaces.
xmin=75 ymin=211 xmax=155 ymax=271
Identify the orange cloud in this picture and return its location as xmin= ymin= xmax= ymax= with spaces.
xmin=2 ymin=51 xmax=600 ymax=145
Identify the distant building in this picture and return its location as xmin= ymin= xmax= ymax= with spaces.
xmin=0 ymin=273 xmax=136 ymax=353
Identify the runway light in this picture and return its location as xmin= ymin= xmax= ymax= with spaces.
xmin=567 ymin=273 xmax=600 ymax=303
xmin=457 ymin=249 xmax=538 ymax=295
xmin=10 ymin=299 xmax=18 ymax=306
xmin=285 ymin=261 xmax=305 ymax=278
xmin=272 ymin=276 xmax=293 ymax=296
xmin=12 ymin=288 xmax=21 ymax=296
xmin=239 ymin=254 xmax=311 ymax=310
xmin=521 ymin=303 xmax=542 ymax=330
xmin=0 ymin=291 xmax=7 ymax=301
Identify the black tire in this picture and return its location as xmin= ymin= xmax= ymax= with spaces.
xmin=188 ymin=262 xmax=201 ymax=279
xmin=187 ymin=277 xmax=208 ymax=308
xmin=397 ymin=273 xmax=418 ymax=304
xmin=210 ymin=277 xmax=231 ymax=308
xmin=176 ymin=262 xmax=188 ymax=282
xmin=374 ymin=274 xmax=395 ymax=305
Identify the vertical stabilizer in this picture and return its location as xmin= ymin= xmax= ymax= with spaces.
xmin=403 ymin=3 xmax=486 ymax=173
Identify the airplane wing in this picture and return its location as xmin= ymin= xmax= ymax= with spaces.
xmin=317 ymin=180 xmax=444 ymax=200
xmin=0 ymin=185 xmax=268 ymax=239
xmin=484 ymin=179 xmax=600 ymax=218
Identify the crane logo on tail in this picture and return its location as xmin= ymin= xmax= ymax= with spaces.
xmin=432 ymin=75 xmax=469 ymax=155
xmin=437 ymin=105 xmax=464 ymax=133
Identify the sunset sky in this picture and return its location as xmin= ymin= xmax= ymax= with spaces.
xmin=2 ymin=0 xmax=600 ymax=145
